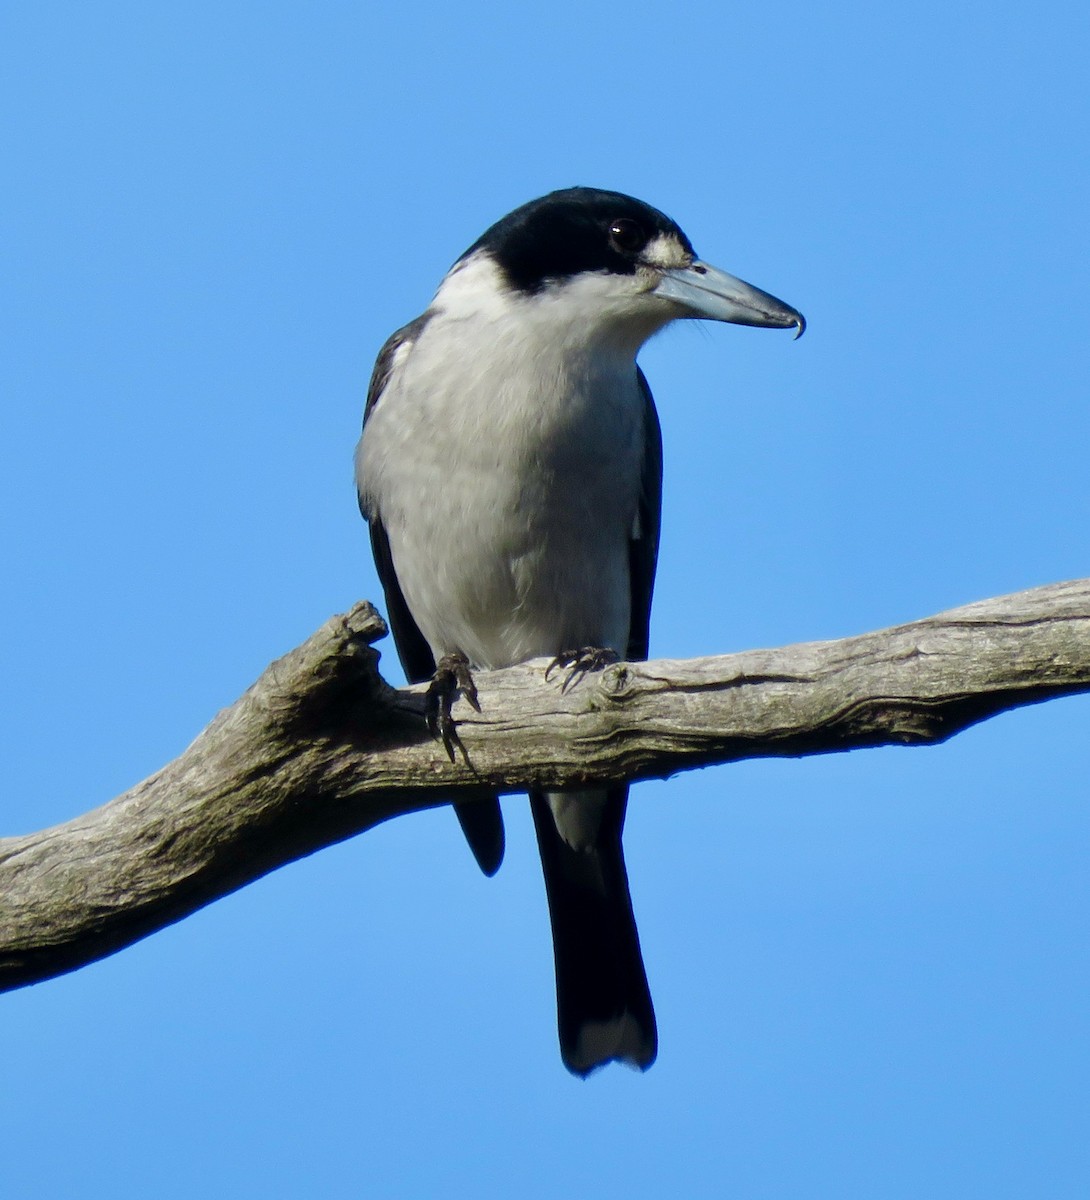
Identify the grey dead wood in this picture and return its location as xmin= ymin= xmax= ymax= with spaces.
xmin=2 ymin=578 xmax=1089 ymax=993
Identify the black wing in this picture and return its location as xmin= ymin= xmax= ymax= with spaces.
xmin=627 ymin=366 xmax=663 ymax=661
xmin=359 ymin=316 xmax=505 ymax=877
xmin=359 ymin=317 xmax=437 ymax=685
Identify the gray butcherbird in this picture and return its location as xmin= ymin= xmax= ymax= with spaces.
xmin=356 ymin=187 xmax=803 ymax=1075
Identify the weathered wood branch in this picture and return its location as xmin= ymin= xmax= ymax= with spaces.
xmin=3 ymin=578 xmax=1089 ymax=993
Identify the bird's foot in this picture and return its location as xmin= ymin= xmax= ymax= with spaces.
xmin=545 ymin=646 xmax=620 ymax=692
xmin=426 ymin=651 xmax=481 ymax=763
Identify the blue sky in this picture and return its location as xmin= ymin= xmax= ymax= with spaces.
xmin=3 ymin=3 xmax=1089 ymax=1196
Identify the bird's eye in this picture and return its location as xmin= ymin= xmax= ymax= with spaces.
xmin=608 ymin=218 xmax=647 ymax=253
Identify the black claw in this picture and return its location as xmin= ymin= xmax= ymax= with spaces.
xmin=545 ymin=645 xmax=620 ymax=693
xmin=425 ymin=651 xmax=479 ymax=763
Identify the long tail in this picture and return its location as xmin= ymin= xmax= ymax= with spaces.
xmin=530 ymin=786 xmax=656 ymax=1076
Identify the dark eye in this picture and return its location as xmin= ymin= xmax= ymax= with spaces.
xmin=608 ymin=217 xmax=647 ymax=253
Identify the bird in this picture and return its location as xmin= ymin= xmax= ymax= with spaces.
xmin=355 ymin=187 xmax=804 ymax=1076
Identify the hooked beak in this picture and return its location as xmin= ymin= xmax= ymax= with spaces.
xmin=655 ymin=261 xmax=805 ymax=338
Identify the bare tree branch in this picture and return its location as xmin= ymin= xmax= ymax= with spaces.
xmin=3 ymin=578 xmax=1089 ymax=994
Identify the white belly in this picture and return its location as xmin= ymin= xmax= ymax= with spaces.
xmin=357 ymin=316 xmax=647 ymax=670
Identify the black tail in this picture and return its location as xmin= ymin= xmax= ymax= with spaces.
xmin=530 ymin=787 xmax=656 ymax=1076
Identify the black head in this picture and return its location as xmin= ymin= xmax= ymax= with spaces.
xmin=459 ymin=187 xmax=695 ymax=295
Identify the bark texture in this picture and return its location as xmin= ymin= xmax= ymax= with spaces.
xmin=3 ymin=579 xmax=1089 ymax=993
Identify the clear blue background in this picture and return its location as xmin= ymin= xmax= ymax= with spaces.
xmin=3 ymin=3 xmax=1089 ymax=1196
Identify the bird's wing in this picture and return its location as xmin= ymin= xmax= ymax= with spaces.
xmin=626 ymin=367 xmax=663 ymax=662
xmin=359 ymin=317 xmax=505 ymax=877
xmin=359 ymin=317 xmax=438 ymax=685
xmin=362 ymin=315 xmax=427 ymax=425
